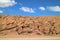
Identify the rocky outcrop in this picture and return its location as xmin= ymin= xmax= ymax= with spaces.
xmin=0 ymin=15 xmax=60 ymax=36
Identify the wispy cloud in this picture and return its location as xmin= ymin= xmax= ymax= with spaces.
xmin=0 ymin=0 xmax=17 ymax=7
xmin=20 ymin=7 xmax=35 ymax=13
xmin=39 ymin=7 xmax=45 ymax=11
xmin=0 ymin=10 xmax=3 ymax=13
xmin=48 ymin=6 xmax=60 ymax=12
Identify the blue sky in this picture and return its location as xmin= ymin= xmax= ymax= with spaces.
xmin=0 ymin=0 xmax=60 ymax=16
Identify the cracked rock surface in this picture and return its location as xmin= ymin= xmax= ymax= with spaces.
xmin=0 ymin=15 xmax=60 ymax=36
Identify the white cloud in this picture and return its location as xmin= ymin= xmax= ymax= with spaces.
xmin=39 ymin=7 xmax=45 ymax=11
xmin=20 ymin=7 xmax=35 ymax=13
xmin=0 ymin=10 xmax=3 ymax=13
xmin=0 ymin=0 xmax=17 ymax=7
xmin=48 ymin=6 xmax=60 ymax=11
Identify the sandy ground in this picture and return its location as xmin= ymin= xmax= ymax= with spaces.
xmin=0 ymin=34 xmax=60 ymax=40
xmin=0 ymin=36 xmax=60 ymax=40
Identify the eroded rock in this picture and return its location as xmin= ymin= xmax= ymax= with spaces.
xmin=0 ymin=15 xmax=60 ymax=36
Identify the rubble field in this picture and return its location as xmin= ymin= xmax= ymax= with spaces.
xmin=0 ymin=15 xmax=60 ymax=36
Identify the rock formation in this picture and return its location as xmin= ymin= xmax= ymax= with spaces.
xmin=0 ymin=15 xmax=60 ymax=36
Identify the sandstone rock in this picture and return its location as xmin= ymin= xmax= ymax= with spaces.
xmin=0 ymin=15 xmax=60 ymax=36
